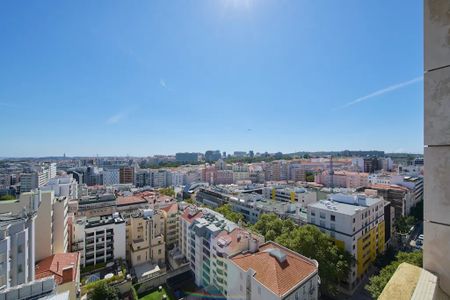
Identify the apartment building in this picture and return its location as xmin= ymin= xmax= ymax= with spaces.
xmin=119 ymin=167 xmax=135 ymax=184
xmin=308 ymin=193 xmax=385 ymax=292
xmin=390 ymin=175 xmax=424 ymax=208
xmin=180 ymin=206 xmax=318 ymax=299
xmin=180 ymin=206 xmax=262 ymax=294
xmin=228 ymin=242 xmax=319 ymax=300
xmin=41 ymin=174 xmax=78 ymax=200
xmin=364 ymin=184 xmax=413 ymax=218
xmin=0 ymin=191 xmax=69 ymax=262
xmin=263 ymin=186 xmax=317 ymax=207
xmin=72 ymin=213 xmax=126 ymax=267
xmin=126 ymin=209 xmax=165 ymax=268
xmin=0 ymin=212 xmax=36 ymax=290
xmin=161 ymin=203 xmax=179 ymax=250
xmin=35 ymin=253 xmax=80 ymax=300
xmin=102 ymin=169 xmax=120 ymax=186
xmin=315 ymin=171 xmax=369 ymax=189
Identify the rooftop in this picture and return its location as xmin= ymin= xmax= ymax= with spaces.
xmin=230 ymin=242 xmax=318 ymax=297
xmin=308 ymin=193 xmax=382 ymax=215
xmin=35 ymin=253 xmax=80 ymax=285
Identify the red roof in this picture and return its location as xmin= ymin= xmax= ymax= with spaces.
xmin=161 ymin=203 xmax=178 ymax=214
xmin=230 ymin=242 xmax=317 ymax=297
xmin=180 ymin=206 xmax=203 ymax=223
xmin=116 ymin=195 xmax=148 ymax=206
xmin=35 ymin=253 xmax=80 ymax=285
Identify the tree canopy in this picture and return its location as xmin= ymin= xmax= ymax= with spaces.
xmin=214 ymin=204 xmax=245 ymax=224
xmin=91 ymin=281 xmax=120 ymax=300
xmin=159 ymin=187 xmax=175 ymax=197
xmin=365 ymin=251 xmax=423 ymax=299
xmin=251 ymin=214 xmax=352 ymax=296
xmin=0 ymin=194 xmax=15 ymax=201
xmin=395 ymin=215 xmax=416 ymax=234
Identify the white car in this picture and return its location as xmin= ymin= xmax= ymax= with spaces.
xmin=418 ymin=234 xmax=424 ymax=240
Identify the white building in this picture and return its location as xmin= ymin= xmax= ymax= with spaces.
xmin=151 ymin=170 xmax=167 ymax=188
xmin=102 ymin=169 xmax=120 ymax=186
xmin=0 ymin=212 xmax=36 ymax=290
xmin=263 ymin=186 xmax=317 ymax=207
xmin=0 ymin=191 xmax=69 ymax=262
xmin=168 ymin=171 xmax=184 ymax=187
xmin=41 ymin=174 xmax=78 ymax=200
xmin=72 ymin=213 xmax=126 ymax=267
xmin=180 ymin=206 xmax=319 ymax=299
xmin=308 ymin=194 xmax=385 ymax=293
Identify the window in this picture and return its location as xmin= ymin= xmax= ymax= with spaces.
xmin=137 ymin=255 xmax=141 ymax=261
xmin=330 ymin=215 xmax=335 ymax=221
xmin=18 ymin=264 xmax=23 ymax=273
xmin=353 ymin=218 xmax=356 ymax=223
xmin=158 ymin=249 xmax=162 ymax=254
xmin=17 ymin=245 xmax=23 ymax=254
xmin=320 ymin=212 xmax=326 ymax=219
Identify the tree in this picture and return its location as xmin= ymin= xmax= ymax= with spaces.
xmin=159 ymin=187 xmax=175 ymax=197
xmin=91 ymin=281 xmax=120 ymax=300
xmin=252 ymin=214 xmax=351 ymax=296
xmin=365 ymin=251 xmax=423 ymax=299
xmin=215 ymin=204 xmax=245 ymax=224
xmin=305 ymin=171 xmax=315 ymax=182
xmin=276 ymin=225 xmax=352 ymax=296
xmin=251 ymin=213 xmax=295 ymax=241
xmin=395 ymin=215 xmax=416 ymax=234
xmin=0 ymin=194 xmax=15 ymax=201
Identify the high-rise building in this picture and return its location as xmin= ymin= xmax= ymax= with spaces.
xmin=308 ymin=193 xmax=385 ymax=293
xmin=205 ymin=150 xmax=221 ymax=162
xmin=0 ymin=191 xmax=69 ymax=262
xmin=175 ymin=152 xmax=200 ymax=163
xmin=0 ymin=212 xmax=36 ymax=289
xmin=119 ymin=166 xmax=135 ymax=184
xmin=72 ymin=213 xmax=126 ymax=267
xmin=102 ymin=169 xmax=120 ymax=186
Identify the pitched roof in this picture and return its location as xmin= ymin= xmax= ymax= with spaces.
xmin=35 ymin=253 xmax=80 ymax=285
xmin=161 ymin=203 xmax=178 ymax=214
xmin=180 ymin=206 xmax=203 ymax=223
xmin=230 ymin=242 xmax=317 ymax=297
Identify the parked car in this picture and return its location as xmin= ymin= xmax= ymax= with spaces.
xmin=418 ymin=234 xmax=424 ymax=241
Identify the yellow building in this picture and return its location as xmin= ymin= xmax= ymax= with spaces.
xmin=308 ymin=193 xmax=386 ymax=294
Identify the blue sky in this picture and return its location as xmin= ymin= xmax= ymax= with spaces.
xmin=0 ymin=0 xmax=423 ymax=157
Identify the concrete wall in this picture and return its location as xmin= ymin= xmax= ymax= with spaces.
xmin=423 ymin=0 xmax=450 ymax=296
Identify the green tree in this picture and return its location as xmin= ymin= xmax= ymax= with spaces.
xmin=276 ymin=225 xmax=352 ymax=295
xmin=366 ymin=251 xmax=423 ymax=299
xmin=305 ymin=171 xmax=315 ymax=182
xmin=91 ymin=281 xmax=120 ymax=300
xmin=215 ymin=204 xmax=245 ymax=224
xmin=0 ymin=194 xmax=15 ymax=201
xmin=251 ymin=213 xmax=295 ymax=241
xmin=395 ymin=215 xmax=416 ymax=234
xmin=159 ymin=187 xmax=175 ymax=197
xmin=252 ymin=214 xmax=351 ymax=295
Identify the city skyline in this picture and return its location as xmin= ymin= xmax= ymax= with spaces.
xmin=0 ymin=0 xmax=422 ymax=157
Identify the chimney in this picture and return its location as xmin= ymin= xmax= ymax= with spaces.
xmin=62 ymin=267 xmax=73 ymax=283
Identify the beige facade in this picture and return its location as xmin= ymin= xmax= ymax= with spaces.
xmin=127 ymin=209 xmax=165 ymax=268
xmin=0 ymin=191 xmax=68 ymax=262
xmin=161 ymin=203 xmax=179 ymax=250
xmin=423 ymin=0 xmax=450 ymax=296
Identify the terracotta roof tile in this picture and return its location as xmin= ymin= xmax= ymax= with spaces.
xmin=230 ymin=242 xmax=317 ymax=297
xmin=35 ymin=253 xmax=80 ymax=285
